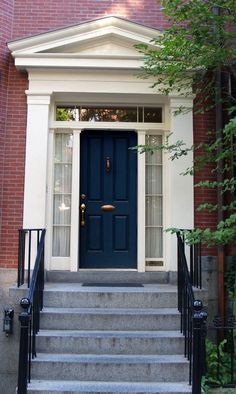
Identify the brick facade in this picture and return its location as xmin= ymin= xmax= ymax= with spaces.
xmin=0 ymin=0 xmax=217 ymax=268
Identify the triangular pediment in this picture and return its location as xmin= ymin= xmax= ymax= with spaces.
xmin=8 ymin=16 xmax=160 ymax=69
xmin=39 ymin=36 xmax=140 ymax=57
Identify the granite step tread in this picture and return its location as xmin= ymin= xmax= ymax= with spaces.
xmin=44 ymin=283 xmax=177 ymax=292
xmin=27 ymin=380 xmax=192 ymax=393
xmin=42 ymin=307 xmax=179 ymax=315
xmin=33 ymin=353 xmax=188 ymax=363
xmin=37 ymin=330 xmax=183 ymax=338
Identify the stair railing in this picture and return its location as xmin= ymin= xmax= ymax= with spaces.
xmin=177 ymin=230 xmax=207 ymax=394
xmin=17 ymin=228 xmax=46 ymax=394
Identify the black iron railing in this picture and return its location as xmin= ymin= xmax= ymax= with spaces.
xmin=177 ymin=231 xmax=207 ymax=394
xmin=178 ymin=229 xmax=202 ymax=289
xmin=17 ymin=229 xmax=46 ymax=394
xmin=18 ymin=229 xmax=44 ymax=288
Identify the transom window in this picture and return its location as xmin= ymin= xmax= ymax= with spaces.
xmin=56 ymin=105 xmax=162 ymax=123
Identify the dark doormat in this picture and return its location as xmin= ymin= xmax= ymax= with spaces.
xmin=82 ymin=283 xmax=144 ymax=287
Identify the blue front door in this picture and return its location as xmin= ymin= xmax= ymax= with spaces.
xmin=80 ymin=130 xmax=137 ymax=269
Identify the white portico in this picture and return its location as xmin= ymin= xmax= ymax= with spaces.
xmin=8 ymin=16 xmax=194 ymax=273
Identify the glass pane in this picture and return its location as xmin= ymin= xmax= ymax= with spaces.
xmin=56 ymin=105 xmax=162 ymax=123
xmin=53 ymin=195 xmax=71 ymax=225
xmin=146 ymin=165 xmax=162 ymax=194
xmin=146 ymin=196 xmax=162 ymax=226
xmin=56 ymin=106 xmax=79 ymax=121
xmin=54 ymin=163 xmax=72 ymax=193
xmin=80 ymin=106 xmax=137 ymax=122
xmin=144 ymin=107 xmax=162 ymax=123
xmin=53 ymin=226 xmax=70 ymax=257
xmin=146 ymin=228 xmax=163 ymax=258
xmin=145 ymin=135 xmax=162 ymax=164
xmin=55 ymin=134 xmax=73 ymax=163
xmin=53 ymin=133 xmax=73 ymax=257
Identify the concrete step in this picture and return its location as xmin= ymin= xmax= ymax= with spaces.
xmin=27 ymin=380 xmax=192 ymax=394
xmin=37 ymin=330 xmax=184 ymax=355
xmin=45 ymin=271 xmax=172 ymax=284
xmin=40 ymin=307 xmax=180 ymax=331
xmin=43 ymin=284 xmax=178 ymax=309
xmin=25 ymin=281 xmax=191 ymax=392
xmin=31 ymin=354 xmax=189 ymax=382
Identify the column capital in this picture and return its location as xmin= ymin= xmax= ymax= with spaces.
xmin=169 ymin=95 xmax=194 ymax=110
xmin=136 ymin=129 xmax=146 ymax=135
xmin=25 ymin=91 xmax=52 ymax=105
xmin=72 ymin=129 xmax=82 ymax=134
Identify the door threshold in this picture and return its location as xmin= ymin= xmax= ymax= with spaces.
xmin=78 ymin=269 xmax=138 ymax=272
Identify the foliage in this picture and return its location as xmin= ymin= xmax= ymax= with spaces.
xmin=202 ymin=338 xmax=236 ymax=391
xmin=135 ymin=0 xmax=236 ymax=247
xmin=225 ymin=262 xmax=236 ymax=300
xmin=136 ymin=0 xmax=236 ymax=109
xmin=56 ymin=108 xmax=75 ymax=121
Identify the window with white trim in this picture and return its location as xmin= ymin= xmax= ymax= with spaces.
xmin=145 ymin=135 xmax=163 ymax=266
xmin=56 ymin=105 xmax=162 ymax=123
xmin=52 ymin=133 xmax=73 ymax=256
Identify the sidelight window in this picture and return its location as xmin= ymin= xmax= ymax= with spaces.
xmin=145 ymin=135 xmax=163 ymax=265
xmin=52 ymin=133 xmax=73 ymax=257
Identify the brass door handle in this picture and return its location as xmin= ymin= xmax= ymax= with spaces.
xmin=80 ymin=203 xmax=86 ymax=226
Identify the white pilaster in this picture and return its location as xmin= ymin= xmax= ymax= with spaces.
xmin=71 ymin=129 xmax=82 ymax=272
xmin=23 ymin=92 xmax=51 ymax=228
xmin=45 ymin=128 xmax=54 ymax=271
xmin=168 ymin=96 xmax=194 ymax=271
xmin=137 ymin=130 xmax=146 ymax=272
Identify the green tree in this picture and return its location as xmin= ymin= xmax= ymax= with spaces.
xmin=136 ymin=0 xmax=236 ymax=246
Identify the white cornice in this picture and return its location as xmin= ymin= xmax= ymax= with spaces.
xmin=15 ymin=56 xmax=142 ymax=70
xmin=7 ymin=16 xmax=160 ymax=71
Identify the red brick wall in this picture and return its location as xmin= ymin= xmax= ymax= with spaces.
xmin=0 ymin=63 xmax=28 ymax=268
xmin=193 ymin=108 xmax=217 ymax=256
xmin=12 ymin=0 xmax=168 ymax=40
xmin=0 ymin=0 xmax=18 ymax=268
xmin=0 ymin=0 xmax=217 ymax=268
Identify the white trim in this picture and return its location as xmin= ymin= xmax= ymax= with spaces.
xmin=137 ymin=130 xmax=146 ymax=272
xmin=23 ymin=93 xmax=51 ymax=229
xmin=49 ymin=124 xmax=161 ymax=273
xmin=26 ymin=92 xmax=52 ymax=105
xmin=8 ymin=17 xmax=160 ymax=71
xmin=15 ymin=56 xmax=143 ymax=70
xmin=168 ymin=95 xmax=194 ymax=271
xmin=45 ymin=128 xmax=54 ymax=271
xmin=50 ymin=121 xmax=169 ymax=131
xmin=70 ymin=129 xmax=81 ymax=272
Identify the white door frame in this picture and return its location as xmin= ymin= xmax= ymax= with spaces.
xmin=48 ymin=123 xmax=166 ymax=273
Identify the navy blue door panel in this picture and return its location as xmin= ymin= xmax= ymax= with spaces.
xmin=80 ymin=130 xmax=137 ymax=269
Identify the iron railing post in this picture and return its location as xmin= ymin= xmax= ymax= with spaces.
xmin=192 ymin=300 xmax=207 ymax=394
xmin=17 ymin=229 xmax=46 ymax=393
xmin=17 ymin=310 xmax=31 ymax=394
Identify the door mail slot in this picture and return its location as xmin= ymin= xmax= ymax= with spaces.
xmin=101 ymin=204 xmax=115 ymax=212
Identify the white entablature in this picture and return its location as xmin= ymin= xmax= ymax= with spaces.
xmin=7 ymin=16 xmax=160 ymax=70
